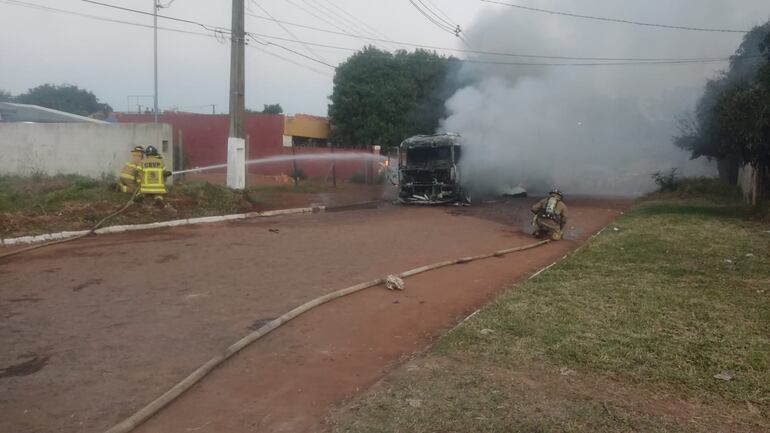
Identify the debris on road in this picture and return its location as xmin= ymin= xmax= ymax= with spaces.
xmin=385 ymin=275 xmax=405 ymax=291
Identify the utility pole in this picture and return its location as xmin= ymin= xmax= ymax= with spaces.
xmin=153 ymin=0 xmax=159 ymax=123
xmin=226 ymin=0 xmax=246 ymax=189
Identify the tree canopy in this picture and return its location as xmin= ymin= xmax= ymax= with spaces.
xmin=262 ymin=103 xmax=283 ymax=114
xmin=14 ymin=84 xmax=112 ymax=116
xmin=328 ymin=47 xmax=457 ymax=149
xmin=675 ymin=23 xmax=770 ymax=169
xmin=0 ymin=89 xmax=12 ymax=102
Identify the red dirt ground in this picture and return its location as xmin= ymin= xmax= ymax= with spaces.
xmin=0 ymin=197 xmax=628 ymax=433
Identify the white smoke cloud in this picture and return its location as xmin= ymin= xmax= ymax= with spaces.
xmin=440 ymin=0 xmax=770 ymax=196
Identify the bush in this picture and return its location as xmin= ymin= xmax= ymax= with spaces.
xmin=651 ymin=168 xmax=680 ymax=192
xmin=645 ymin=173 xmax=742 ymax=203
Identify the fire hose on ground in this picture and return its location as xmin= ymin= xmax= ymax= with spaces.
xmin=0 ymin=188 xmax=141 ymax=261
xmin=104 ymin=238 xmax=551 ymax=433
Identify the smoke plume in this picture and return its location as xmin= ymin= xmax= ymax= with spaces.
xmin=439 ymin=0 xmax=769 ymax=196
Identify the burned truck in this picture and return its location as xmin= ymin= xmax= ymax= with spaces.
xmin=397 ymin=133 xmax=469 ymax=204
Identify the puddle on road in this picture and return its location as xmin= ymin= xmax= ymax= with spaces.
xmin=0 ymin=354 xmax=50 ymax=379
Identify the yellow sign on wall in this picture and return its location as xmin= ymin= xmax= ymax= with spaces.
xmin=283 ymin=114 xmax=330 ymax=140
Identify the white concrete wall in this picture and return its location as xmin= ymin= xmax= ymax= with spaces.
xmin=0 ymin=123 xmax=173 ymax=178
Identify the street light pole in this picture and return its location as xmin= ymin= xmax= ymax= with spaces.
xmin=153 ymin=0 xmax=159 ymax=123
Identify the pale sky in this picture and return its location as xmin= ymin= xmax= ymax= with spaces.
xmin=1 ymin=0 xmax=768 ymax=116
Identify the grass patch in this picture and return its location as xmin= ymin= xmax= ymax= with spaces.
xmin=644 ymin=176 xmax=743 ymax=203
xmin=0 ymin=175 xmax=335 ymax=237
xmin=333 ymin=196 xmax=770 ymax=432
xmin=0 ymin=174 xmax=124 ymax=214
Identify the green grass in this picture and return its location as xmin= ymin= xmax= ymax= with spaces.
xmin=644 ymin=176 xmax=744 ymax=204
xmin=0 ymin=175 xmax=335 ymax=237
xmin=333 ymin=195 xmax=770 ymax=432
xmin=0 ymin=174 xmax=124 ymax=214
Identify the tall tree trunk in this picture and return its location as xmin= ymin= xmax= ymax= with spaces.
xmin=717 ymin=154 xmax=742 ymax=185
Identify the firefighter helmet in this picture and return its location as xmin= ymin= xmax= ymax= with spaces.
xmin=549 ymin=188 xmax=563 ymax=199
xmin=145 ymin=145 xmax=159 ymax=156
xmin=132 ymin=145 xmax=145 ymax=152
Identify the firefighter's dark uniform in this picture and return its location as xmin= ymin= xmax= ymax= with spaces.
xmin=531 ymin=193 xmax=568 ymax=240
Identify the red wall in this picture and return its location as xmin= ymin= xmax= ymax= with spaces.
xmin=115 ymin=113 xmax=373 ymax=180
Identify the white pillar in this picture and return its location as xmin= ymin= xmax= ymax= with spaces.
xmin=227 ymin=137 xmax=246 ymax=189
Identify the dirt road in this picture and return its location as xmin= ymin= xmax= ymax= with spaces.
xmin=0 ymin=198 xmax=628 ymax=433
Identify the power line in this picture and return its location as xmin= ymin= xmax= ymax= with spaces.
xmin=246 ymin=34 xmax=337 ymax=68
xmin=246 ymin=34 xmax=759 ymax=67
xmin=2 ymin=0 xmax=337 ymax=76
xmin=415 ymin=0 xmax=455 ymax=29
xmin=80 ymin=0 xmax=343 ymax=71
xmin=247 ymin=43 xmax=334 ymax=77
xmin=321 ymin=0 xmax=396 ymax=46
xmin=0 ymin=0 xmax=226 ymax=39
xmin=244 ymin=14 xmax=738 ymax=62
xmin=247 ymin=0 xmax=328 ymax=64
xmin=462 ymin=58 xmax=739 ymax=67
xmin=81 ymin=0 xmax=228 ymax=33
xmin=7 ymin=0 xmax=747 ymax=69
xmin=306 ymin=0 xmax=379 ymax=41
xmin=412 ymin=0 xmax=472 ymax=49
xmin=282 ymin=0 xmax=351 ymax=35
xmin=300 ymin=0 xmax=354 ymax=33
xmin=480 ymin=0 xmax=751 ymax=33
xmin=246 ymin=31 xmax=747 ymax=67
xmin=423 ymin=0 xmax=456 ymax=27
xmin=293 ymin=0 xmax=391 ymax=52
xmin=408 ymin=0 xmax=456 ymax=34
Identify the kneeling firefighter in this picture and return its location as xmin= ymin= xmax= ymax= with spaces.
xmin=138 ymin=145 xmax=172 ymax=196
xmin=117 ymin=145 xmax=172 ymax=197
xmin=531 ymin=188 xmax=568 ymax=240
xmin=118 ymin=146 xmax=145 ymax=193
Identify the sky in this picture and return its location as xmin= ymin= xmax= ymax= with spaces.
xmin=0 ymin=0 xmax=489 ymax=115
xmin=0 ymin=0 xmax=768 ymax=118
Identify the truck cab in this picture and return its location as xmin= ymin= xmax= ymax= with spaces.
xmin=397 ymin=133 xmax=469 ymax=204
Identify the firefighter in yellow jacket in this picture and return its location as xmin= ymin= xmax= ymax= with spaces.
xmin=531 ymin=188 xmax=568 ymax=240
xmin=138 ymin=145 xmax=172 ymax=196
xmin=118 ymin=146 xmax=145 ymax=193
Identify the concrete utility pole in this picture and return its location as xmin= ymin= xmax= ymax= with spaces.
xmin=153 ymin=0 xmax=159 ymax=123
xmin=226 ymin=0 xmax=246 ymax=189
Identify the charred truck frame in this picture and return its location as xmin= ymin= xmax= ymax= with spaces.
xmin=397 ymin=133 xmax=469 ymax=204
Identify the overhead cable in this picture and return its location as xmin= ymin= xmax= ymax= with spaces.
xmin=81 ymin=0 xmax=228 ymax=33
xmin=321 ymin=0 xmax=396 ymax=45
xmin=6 ymin=0 xmax=748 ymax=69
xmin=244 ymin=14 xmax=739 ymax=62
xmin=480 ymin=0 xmax=751 ymax=33
xmin=247 ymin=0 xmax=328 ymax=64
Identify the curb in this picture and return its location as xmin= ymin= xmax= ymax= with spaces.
xmin=447 ymin=223 xmax=613 ymax=334
xmin=0 ymin=206 xmax=326 ymax=247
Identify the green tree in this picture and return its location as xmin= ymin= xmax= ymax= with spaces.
xmin=0 ymin=89 xmax=13 ymax=102
xmin=675 ymin=23 xmax=770 ymax=178
xmin=328 ymin=46 xmax=455 ymax=149
xmin=14 ymin=83 xmax=112 ymax=115
xmin=262 ymin=103 xmax=283 ymax=114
